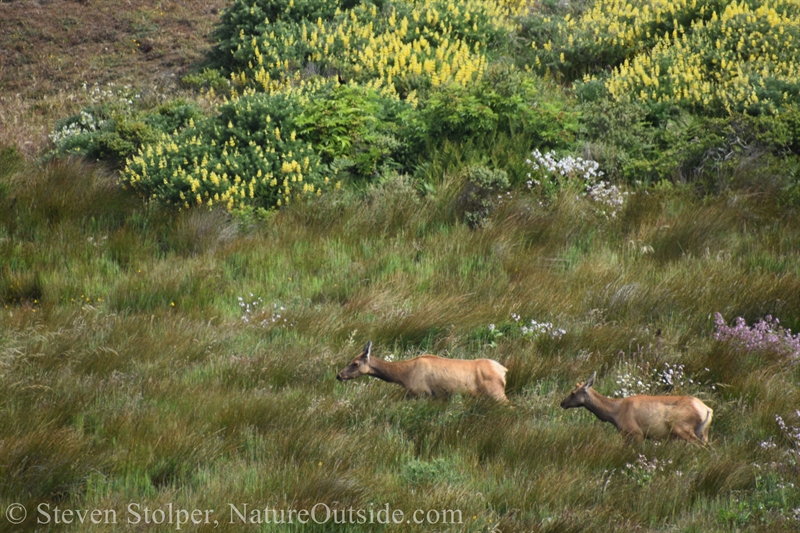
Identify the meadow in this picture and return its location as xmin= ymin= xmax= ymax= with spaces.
xmin=2 ymin=0 xmax=800 ymax=531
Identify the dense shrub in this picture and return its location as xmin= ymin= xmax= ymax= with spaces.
xmin=525 ymin=0 xmax=724 ymax=80
xmin=417 ymin=66 xmax=577 ymax=146
xmin=606 ymin=0 xmax=800 ymax=115
xmin=456 ymin=165 xmax=509 ymax=228
xmin=122 ymin=86 xmax=332 ymax=212
xmin=50 ymin=100 xmax=203 ymax=167
xmin=210 ymin=0 xmax=348 ymax=70
xmin=214 ymin=0 xmax=524 ymax=96
xmin=579 ymin=99 xmax=800 ymax=183
xmin=294 ymin=84 xmax=414 ymax=180
xmin=528 ymin=0 xmax=800 ymax=115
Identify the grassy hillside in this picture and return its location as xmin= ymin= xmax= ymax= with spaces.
xmin=2 ymin=154 xmax=800 ymax=531
xmin=2 ymin=0 xmax=800 ymax=532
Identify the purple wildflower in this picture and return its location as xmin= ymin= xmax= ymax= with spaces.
xmin=714 ymin=313 xmax=800 ymax=361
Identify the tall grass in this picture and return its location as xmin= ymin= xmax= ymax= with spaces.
xmin=1 ymin=151 xmax=799 ymax=531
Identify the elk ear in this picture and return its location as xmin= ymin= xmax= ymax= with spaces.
xmin=362 ymin=341 xmax=372 ymax=361
xmin=584 ymin=372 xmax=596 ymax=389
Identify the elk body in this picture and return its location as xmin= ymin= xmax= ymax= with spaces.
xmin=336 ymin=342 xmax=508 ymax=402
xmin=560 ymin=372 xmax=713 ymax=444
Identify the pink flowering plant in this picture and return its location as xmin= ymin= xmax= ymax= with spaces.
xmin=713 ymin=313 xmax=800 ymax=362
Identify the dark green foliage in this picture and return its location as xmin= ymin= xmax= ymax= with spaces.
xmin=294 ymin=84 xmax=413 ymax=181
xmin=414 ymin=65 xmax=578 ymax=151
xmin=579 ymin=98 xmax=800 ymax=187
xmin=456 ymin=165 xmax=509 ymax=228
xmin=181 ymin=67 xmax=232 ymax=93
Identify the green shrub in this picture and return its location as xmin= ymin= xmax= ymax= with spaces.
xmin=409 ymin=65 xmax=579 ymax=161
xmin=580 ymin=100 xmax=800 ymax=184
xmin=456 ymin=165 xmax=510 ymax=228
xmin=294 ymin=84 xmax=414 ymax=181
xmin=50 ymin=100 xmax=203 ymax=167
xmin=526 ymin=0 xmax=800 ymax=115
xmin=122 ymin=86 xmax=333 ymax=212
xmin=181 ymin=68 xmax=231 ymax=94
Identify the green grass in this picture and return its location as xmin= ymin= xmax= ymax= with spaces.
xmin=1 ymin=152 xmax=799 ymax=532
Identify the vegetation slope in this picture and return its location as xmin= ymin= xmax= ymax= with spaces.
xmin=2 ymin=0 xmax=800 ymax=531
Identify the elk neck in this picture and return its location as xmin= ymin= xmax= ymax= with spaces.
xmin=367 ymin=357 xmax=412 ymax=387
xmin=583 ymin=389 xmax=623 ymax=429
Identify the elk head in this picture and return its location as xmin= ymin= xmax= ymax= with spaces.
xmin=560 ymin=371 xmax=596 ymax=409
xmin=336 ymin=341 xmax=372 ymax=381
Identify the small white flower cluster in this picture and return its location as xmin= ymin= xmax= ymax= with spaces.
xmin=526 ymin=149 xmax=603 ymax=182
xmin=83 ymin=81 xmax=141 ymax=106
xmin=614 ymin=362 xmax=652 ymax=398
xmin=776 ymin=411 xmax=800 ymax=457
xmin=613 ymin=361 xmax=707 ymax=398
xmin=238 ymin=294 xmax=290 ymax=327
xmin=656 ymin=362 xmax=692 ymax=388
xmin=760 ymin=439 xmax=778 ymax=450
xmin=238 ymin=294 xmax=264 ymax=323
xmin=614 ymin=361 xmax=692 ymax=397
xmin=49 ymin=110 xmax=107 ymax=147
xmin=496 ymin=191 xmax=515 ymax=206
xmin=511 ymin=313 xmax=566 ymax=340
xmin=586 ymin=181 xmax=628 ymax=218
xmin=623 ymin=454 xmax=672 ymax=486
xmin=486 ymin=323 xmax=503 ymax=347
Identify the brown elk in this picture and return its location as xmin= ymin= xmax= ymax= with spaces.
xmin=336 ymin=341 xmax=508 ymax=402
xmin=560 ymin=372 xmax=713 ymax=444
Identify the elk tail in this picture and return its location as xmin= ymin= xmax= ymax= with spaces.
xmin=695 ymin=408 xmax=713 ymax=442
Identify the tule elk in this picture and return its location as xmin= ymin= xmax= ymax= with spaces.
xmin=336 ymin=341 xmax=508 ymax=402
xmin=560 ymin=372 xmax=713 ymax=444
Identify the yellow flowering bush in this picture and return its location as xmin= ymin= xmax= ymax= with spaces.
xmin=608 ymin=0 xmax=800 ymax=114
xmin=529 ymin=0 xmax=800 ymax=115
xmin=216 ymin=0 xmax=525 ymax=95
xmin=526 ymin=0 xmax=720 ymax=78
xmin=122 ymin=85 xmax=333 ymax=212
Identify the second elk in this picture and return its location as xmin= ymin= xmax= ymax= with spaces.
xmin=560 ymin=372 xmax=713 ymax=444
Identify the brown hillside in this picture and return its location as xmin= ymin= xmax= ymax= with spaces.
xmin=0 ymin=0 xmax=226 ymax=157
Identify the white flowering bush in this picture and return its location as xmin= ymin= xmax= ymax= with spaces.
xmin=49 ymin=83 xmax=141 ymax=149
xmin=50 ymin=94 xmax=202 ymax=167
xmin=525 ymin=149 xmax=628 ymax=217
xmin=49 ymin=110 xmax=108 ymax=148
xmin=527 ymin=149 xmax=603 ymax=187
xmin=586 ymin=180 xmax=628 ymax=219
